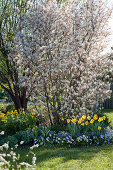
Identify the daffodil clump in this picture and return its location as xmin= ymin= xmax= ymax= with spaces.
xmin=0 ymin=109 xmax=41 ymax=136
xmin=61 ymin=114 xmax=110 ymax=135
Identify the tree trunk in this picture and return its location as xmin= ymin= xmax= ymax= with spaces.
xmin=10 ymin=88 xmax=28 ymax=112
xmin=52 ymin=111 xmax=60 ymax=125
xmin=21 ymin=87 xmax=28 ymax=111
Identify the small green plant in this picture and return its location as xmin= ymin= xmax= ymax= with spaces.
xmin=50 ymin=124 xmax=68 ymax=133
xmin=38 ymin=123 xmax=50 ymax=143
xmin=14 ymin=131 xmax=31 ymax=144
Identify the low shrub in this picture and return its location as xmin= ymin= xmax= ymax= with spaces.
xmin=14 ymin=131 xmax=32 ymax=144
xmin=0 ymin=135 xmax=18 ymax=147
xmin=0 ymin=129 xmax=35 ymax=147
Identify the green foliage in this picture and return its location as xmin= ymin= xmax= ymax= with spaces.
xmin=5 ymin=104 xmax=14 ymax=112
xmin=0 ymin=89 xmax=12 ymax=102
xmin=50 ymin=124 xmax=68 ymax=133
xmin=0 ymin=130 xmax=32 ymax=147
xmin=0 ymin=136 xmax=18 ymax=147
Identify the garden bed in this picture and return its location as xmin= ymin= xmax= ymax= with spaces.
xmin=0 ymin=108 xmax=113 ymax=169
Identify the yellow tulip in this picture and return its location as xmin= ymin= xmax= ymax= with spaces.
xmin=93 ymin=114 xmax=98 ymax=120
xmin=81 ymin=123 xmax=84 ymax=126
xmin=103 ymin=116 xmax=106 ymax=120
xmin=98 ymin=117 xmax=103 ymax=122
xmin=98 ymin=126 xmax=101 ymax=130
xmin=87 ymin=116 xmax=91 ymax=120
xmin=71 ymin=118 xmax=77 ymax=123
xmin=90 ymin=119 xmax=94 ymax=123
xmin=22 ymin=111 xmax=25 ymax=114
xmin=85 ymin=121 xmax=89 ymax=125
xmin=32 ymin=112 xmax=36 ymax=116
xmin=67 ymin=119 xmax=71 ymax=123
xmin=61 ymin=117 xmax=64 ymax=121
xmin=108 ymin=119 xmax=110 ymax=123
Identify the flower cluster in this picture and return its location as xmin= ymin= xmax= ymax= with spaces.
xmin=0 ymin=111 xmax=7 ymax=119
xmin=0 ymin=109 xmax=41 ymax=135
xmin=64 ymin=114 xmax=110 ymax=135
xmin=33 ymin=130 xmax=112 ymax=147
xmin=0 ymin=139 xmax=37 ymax=169
xmin=76 ymin=135 xmax=88 ymax=144
xmin=105 ymin=126 xmax=113 ymax=140
xmin=65 ymin=114 xmax=109 ymax=125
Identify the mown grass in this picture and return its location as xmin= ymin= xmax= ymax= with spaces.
xmin=103 ymin=109 xmax=113 ymax=128
xmin=10 ymin=144 xmax=113 ymax=170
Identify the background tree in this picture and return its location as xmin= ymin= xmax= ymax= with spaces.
xmin=0 ymin=0 xmax=30 ymax=111
xmin=10 ymin=0 xmax=113 ymax=124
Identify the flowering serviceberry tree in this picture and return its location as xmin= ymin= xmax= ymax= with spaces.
xmin=0 ymin=0 xmax=30 ymax=111
xmin=9 ymin=0 xmax=113 ymax=124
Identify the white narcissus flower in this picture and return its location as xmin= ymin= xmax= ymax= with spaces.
xmin=15 ymin=144 xmax=18 ymax=148
xmin=19 ymin=162 xmax=32 ymax=167
xmin=10 ymin=151 xmax=16 ymax=156
xmin=7 ymin=154 xmax=11 ymax=157
xmin=0 ymin=162 xmax=5 ymax=166
xmin=12 ymin=156 xmax=17 ymax=161
xmin=0 ymin=156 xmax=8 ymax=164
xmin=0 ymin=146 xmax=3 ymax=151
xmin=20 ymin=141 xmax=24 ymax=145
xmin=0 ymin=154 xmax=6 ymax=157
xmin=2 ymin=143 xmax=9 ymax=150
xmin=30 ymin=144 xmax=39 ymax=150
xmin=32 ymin=156 xmax=36 ymax=165
xmin=0 ymin=131 xmax=4 ymax=135
xmin=30 ymin=146 xmax=33 ymax=150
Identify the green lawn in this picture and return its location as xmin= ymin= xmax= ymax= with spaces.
xmin=13 ymin=144 xmax=113 ymax=170
xmin=103 ymin=109 xmax=113 ymax=128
